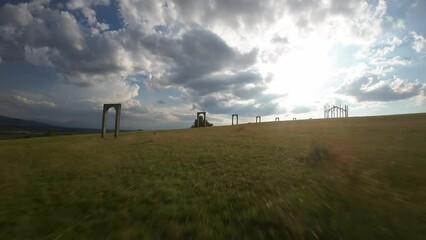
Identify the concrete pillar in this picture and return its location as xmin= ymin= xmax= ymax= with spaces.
xmin=114 ymin=105 xmax=121 ymax=138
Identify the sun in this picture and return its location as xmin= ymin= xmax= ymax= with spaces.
xmin=265 ymin=39 xmax=333 ymax=105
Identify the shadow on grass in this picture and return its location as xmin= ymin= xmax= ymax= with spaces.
xmin=300 ymin=143 xmax=336 ymax=167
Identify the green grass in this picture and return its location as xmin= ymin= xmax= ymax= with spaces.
xmin=0 ymin=114 xmax=425 ymax=239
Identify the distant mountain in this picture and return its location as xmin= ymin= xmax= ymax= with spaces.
xmin=0 ymin=115 xmax=56 ymax=128
xmin=0 ymin=115 xmax=101 ymax=139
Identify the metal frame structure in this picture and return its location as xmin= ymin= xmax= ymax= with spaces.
xmin=324 ymin=105 xmax=349 ymax=118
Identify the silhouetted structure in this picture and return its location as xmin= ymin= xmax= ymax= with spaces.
xmin=275 ymin=117 xmax=279 ymax=121
xmin=192 ymin=113 xmax=212 ymax=128
xmin=101 ymin=104 xmax=121 ymax=138
xmin=196 ymin=112 xmax=207 ymax=128
xmin=292 ymin=118 xmax=296 ymax=120
xmin=256 ymin=116 xmax=261 ymax=123
xmin=232 ymin=114 xmax=239 ymax=125
xmin=324 ymin=105 xmax=348 ymax=118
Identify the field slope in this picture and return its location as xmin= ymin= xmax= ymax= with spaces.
xmin=1 ymin=114 xmax=425 ymax=239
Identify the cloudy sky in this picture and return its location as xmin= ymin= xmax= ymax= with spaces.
xmin=0 ymin=0 xmax=425 ymax=130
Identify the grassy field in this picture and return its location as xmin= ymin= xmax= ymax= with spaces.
xmin=0 ymin=114 xmax=425 ymax=239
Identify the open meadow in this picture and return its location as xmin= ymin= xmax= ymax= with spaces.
xmin=0 ymin=114 xmax=425 ymax=239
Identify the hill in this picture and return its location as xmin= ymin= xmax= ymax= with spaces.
xmin=0 ymin=114 xmax=98 ymax=139
xmin=0 ymin=114 xmax=54 ymax=127
xmin=0 ymin=113 xmax=425 ymax=239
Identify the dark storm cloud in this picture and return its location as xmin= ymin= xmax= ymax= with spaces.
xmin=142 ymin=26 xmax=258 ymax=85
xmin=141 ymin=26 xmax=266 ymax=105
xmin=337 ymin=75 xmax=425 ymax=102
xmin=184 ymin=71 xmax=265 ymax=97
xmin=137 ymin=25 xmax=281 ymax=114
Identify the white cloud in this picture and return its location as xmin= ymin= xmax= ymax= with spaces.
xmin=337 ymin=65 xmax=425 ymax=102
xmin=0 ymin=0 xmax=391 ymax=89
xmin=411 ymin=31 xmax=426 ymax=53
xmin=1 ymin=0 xmax=423 ymax=129
xmin=376 ymin=35 xmax=404 ymax=56
xmin=13 ymin=94 xmax=56 ymax=108
xmin=356 ymin=34 xmax=404 ymax=59
xmin=0 ymin=91 xmax=56 ymax=109
xmin=62 ymin=79 xmax=142 ymax=111
xmin=66 ymin=0 xmax=110 ymax=10
xmin=370 ymin=56 xmax=410 ymax=66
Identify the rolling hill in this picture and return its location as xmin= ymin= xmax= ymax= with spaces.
xmin=0 ymin=114 xmax=99 ymax=139
xmin=0 ymin=113 xmax=425 ymax=239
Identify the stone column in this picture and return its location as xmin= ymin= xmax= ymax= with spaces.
xmin=114 ymin=105 xmax=121 ymax=138
xmin=101 ymin=106 xmax=107 ymax=138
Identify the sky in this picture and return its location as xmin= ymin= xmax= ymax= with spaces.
xmin=0 ymin=0 xmax=425 ymax=130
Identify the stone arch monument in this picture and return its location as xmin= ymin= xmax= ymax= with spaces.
xmin=275 ymin=117 xmax=279 ymax=121
xmin=196 ymin=111 xmax=207 ymax=128
xmin=232 ymin=114 xmax=239 ymax=125
xmin=101 ymin=104 xmax=121 ymax=138
xmin=256 ymin=116 xmax=261 ymax=123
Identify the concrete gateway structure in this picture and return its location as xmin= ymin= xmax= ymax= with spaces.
xmin=196 ymin=111 xmax=207 ymax=128
xmin=232 ymin=114 xmax=239 ymax=125
xmin=101 ymin=104 xmax=121 ymax=138
xmin=256 ymin=116 xmax=261 ymax=123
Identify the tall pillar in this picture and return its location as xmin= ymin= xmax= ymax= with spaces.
xmin=101 ymin=106 xmax=107 ymax=138
xmin=114 ymin=105 xmax=121 ymax=138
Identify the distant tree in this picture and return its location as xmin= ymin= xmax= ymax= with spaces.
xmin=191 ymin=115 xmax=213 ymax=128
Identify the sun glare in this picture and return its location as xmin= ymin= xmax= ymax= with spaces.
xmin=266 ymin=41 xmax=333 ymax=105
